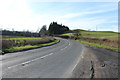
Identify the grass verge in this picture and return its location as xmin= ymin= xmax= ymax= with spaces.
xmin=77 ymin=40 xmax=120 ymax=52
xmin=3 ymin=39 xmax=60 ymax=53
xmin=2 ymin=37 xmax=42 ymax=40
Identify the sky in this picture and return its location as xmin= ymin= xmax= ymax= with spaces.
xmin=0 ymin=0 xmax=118 ymax=32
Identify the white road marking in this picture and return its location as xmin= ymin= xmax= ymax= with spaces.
xmin=61 ymin=46 xmax=68 ymax=50
xmin=72 ymin=48 xmax=85 ymax=71
xmin=61 ymin=40 xmax=71 ymax=51
xmin=8 ymin=64 xmax=20 ymax=69
xmin=61 ymin=49 xmax=64 ymax=50
xmin=40 ymin=53 xmax=53 ymax=59
xmin=7 ymin=53 xmax=54 ymax=69
xmin=22 ymin=60 xmax=31 ymax=65
xmin=7 ymin=40 xmax=71 ymax=69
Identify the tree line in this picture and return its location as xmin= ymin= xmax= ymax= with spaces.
xmin=1 ymin=30 xmax=39 ymax=37
xmin=1 ymin=22 xmax=70 ymax=37
xmin=39 ymin=22 xmax=70 ymax=36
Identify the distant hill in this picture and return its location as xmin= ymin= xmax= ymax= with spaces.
xmin=61 ymin=29 xmax=119 ymax=39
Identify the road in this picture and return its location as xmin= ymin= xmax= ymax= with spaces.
xmin=1 ymin=38 xmax=84 ymax=78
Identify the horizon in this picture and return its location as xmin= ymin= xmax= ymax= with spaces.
xmin=0 ymin=0 xmax=118 ymax=32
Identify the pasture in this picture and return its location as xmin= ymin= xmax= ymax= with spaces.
xmin=62 ymin=30 xmax=118 ymax=40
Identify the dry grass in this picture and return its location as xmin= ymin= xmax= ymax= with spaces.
xmin=79 ymin=37 xmax=118 ymax=49
xmin=61 ymin=30 xmax=119 ymax=49
xmin=2 ymin=37 xmax=55 ymax=51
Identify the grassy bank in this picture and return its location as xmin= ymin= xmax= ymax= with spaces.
xmin=60 ymin=29 xmax=119 ymax=52
xmin=77 ymin=40 xmax=120 ymax=52
xmin=2 ymin=37 xmax=42 ymax=40
xmin=3 ymin=39 xmax=60 ymax=53
xmin=2 ymin=36 xmax=60 ymax=54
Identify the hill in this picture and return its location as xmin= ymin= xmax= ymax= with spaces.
xmin=60 ymin=29 xmax=119 ymax=52
xmin=62 ymin=29 xmax=118 ymax=40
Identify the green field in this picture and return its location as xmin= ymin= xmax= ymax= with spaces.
xmin=62 ymin=33 xmax=74 ymax=36
xmin=61 ymin=30 xmax=119 ymax=52
xmin=81 ymin=31 xmax=118 ymax=39
xmin=62 ymin=30 xmax=119 ymax=39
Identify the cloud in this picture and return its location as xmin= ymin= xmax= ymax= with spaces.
xmin=57 ymin=6 xmax=117 ymax=20
xmin=0 ymin=1 xmax=117 ymax=32
xmin=0 ymin=0 xmax=39 ymax=31
xmin=31 ymin=0 xmax=118 ymax=2
xmin=59 ymin=13 xmax=81 ymax=19
xmin=61 ymin=15 xmax=117 ymax=32
xmin=0 ymin=0 xmax=32 ymax=24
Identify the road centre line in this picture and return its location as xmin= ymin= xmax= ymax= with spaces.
xmin=61 ymin=41 xmax=70 ymax=51
xmin=7 ymin=64 xmax=20 ymax=69
xmin=61 ymin=45 xmax=69 ymax=50
xmin=72 ymin=47 xmax=85 ymax=72
xmin=40 ymin=53 xmax=53 ymax=59
xmin=7 ymin=40 xmax=70 ymax=69
xmin=7 ymin=53 xmax=54 ymax=69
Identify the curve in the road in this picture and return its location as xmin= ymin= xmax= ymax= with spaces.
xmin=2 ymin=38 xmax=84 ymax=78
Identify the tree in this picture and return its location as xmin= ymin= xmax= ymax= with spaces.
xmin=48 ymin=22 xmax=69 ymax=35
xmin=39 ymin=25 xmax=47 ymax=37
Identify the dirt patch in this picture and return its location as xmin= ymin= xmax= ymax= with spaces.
xmin=72 ymin=45 xmax=118 ymax=78
xmin=89 ymin=46 xmax=118 ymax=78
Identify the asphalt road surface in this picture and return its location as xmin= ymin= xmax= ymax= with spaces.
xmin=1 ymin=38 xmax=84 ymax=78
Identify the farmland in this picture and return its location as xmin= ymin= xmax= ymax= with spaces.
xmin=62 ymin=30 xmax=119 ymax=39
xmin=1 ymin=36 xmax=59 ymax=54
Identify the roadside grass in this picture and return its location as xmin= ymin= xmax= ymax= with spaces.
xmin=2 ymin=37 xmax=42 ymax=40
xmin=77 ymin=40 xmax=120 ymax=52
xmin=3 ymin=39 xmax=60 ymax=53
xmin=39 ymin=39 xmax=60 ymax=46
xmin=2 ymin=37 xmax=54 ymax=50
xmin=60 ymin=30 xmax=119 ymax=52
xmin=0 ymin=50 xmax=2 ymax=53
xmin=4 ymin=45 xmax=38 ymax=52
xmin=62 ymin=33 xmax=74 ymax=36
